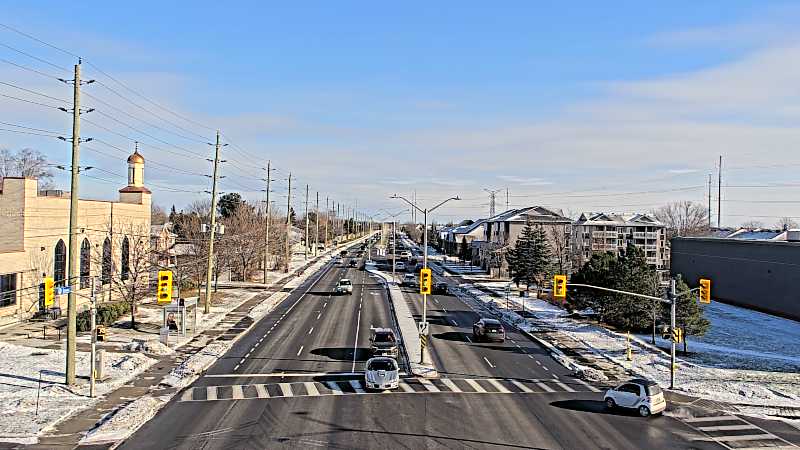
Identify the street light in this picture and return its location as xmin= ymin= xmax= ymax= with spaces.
xmin=390 ymin=194 xmax=460 ymax=364
xmin=379 ymin=208 xmax=408 ymax=281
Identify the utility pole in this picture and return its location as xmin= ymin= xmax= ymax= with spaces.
xmin=64 ymin=60 xmax=89 ymax=386
xmin=263 ymin=160 xmax=272 ymax=284
xmin=669 ymin=278 xmax=677 ymax=390
xmin=314 ymin=191 xmax=320 ymax=256
xmin=304 ymin=184 xmax=310 ymax=259
xmin=204 ymin=130 xmax=222 ymax=314
xmin=89 ymin=277 xmax=97 ymax=398
xmin=506 ymin=187 xmax=509 ymax=211
xmin=324 ymin=196 xmax=329 ymax=249
xmin=707 ymin=174 xmax=712 ymax=229
xmin=717 ymin=155 xmax=722 ymax=228
xmin=285 ymin=173 xmax=292 ymax=272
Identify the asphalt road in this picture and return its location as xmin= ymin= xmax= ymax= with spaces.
xmin=119 ymin=239 xmax=793 ymax=450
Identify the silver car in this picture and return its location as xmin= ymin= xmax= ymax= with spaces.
xmin=364 ymin=357 xmax=399 ymax=391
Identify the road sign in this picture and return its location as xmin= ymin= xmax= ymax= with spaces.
xmin=43 ymin=277 xmax=55 ymax=307
xmin=553 ymin=275 xmax=567 ymax=298
xmin=419 ymin=268 xmax=432 ymax=295
xmin=698 ymin=278 xmax=711 ymax=303
xmin=55 ymin=286 xmax=71 ymax=295
xmin=157 ymin=271 xmax=173 ymax=304
xmin=671 ymin=327 xmax=683 ymax=343
xmin=418 ymin=321 xmax=429 ymax=336
xmin=420 ymin=334 xmax=428 ymax=349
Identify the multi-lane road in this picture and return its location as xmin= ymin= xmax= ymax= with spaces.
xmin=120 ymin=240 xmax=798 ymax=449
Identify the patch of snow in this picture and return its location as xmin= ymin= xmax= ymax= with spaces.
xmin=81 ymin=395 xmax=167 ymax=444
xmin=121 ymin=340 xmax=174 ymax=356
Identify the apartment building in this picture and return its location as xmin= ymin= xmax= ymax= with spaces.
xmin=572 ymin=212 xmax=669 ymax=272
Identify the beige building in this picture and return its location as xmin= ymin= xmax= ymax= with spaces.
xmin=0 ymin=150 xmax=151 ymax=326
xmin=571 ymin=212 xmax=669 ymax=273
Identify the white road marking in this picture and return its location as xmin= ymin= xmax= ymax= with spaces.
xmin=684 ymin=415 xmax=740 ymax=423
xmin=534 ymin=381 xmax=555 ymax=392
xmin=254 ymin=342 xmax=260 ymax=348
xmin=451 ymin=319 xmax=459 ymax=327
xmin=510 ymin=380 xmax=534 ymax=393
xmin=419 ymin=378 xmax=440 ymax=392
xmin=231 ymin=385 xmax=244 ymax=399
xmin=180 ymin=389 xmax=193 ymax=402
xmin=233 ymin=364 xmax=240 ymax=371
xmin=441 ymin=378 xmax=462 ymax=393
xmin=308 ymin=327 xmax=314 ymax=335
xmin=255 ymin=384 xmax=269 ymax=398
xmin=535 ymin=359 xmax=541 ymax=364
xmin=552 ymin=380 xmax=575 ymax=392
xmin=239 ymin=358 xmax=246 ymax=364
xmin=574 ymin=378 xmax=600 ymax=392
xmin=206 ymin=386 xmax=217 ymax=401
xmin=399 ymin=382 xmax=415 ymax=393
xmin=316 ymin=312 xmax=322 ymax=320
xmin=352 ymin=307 xmax=362 ymax=372
xmin=297 ymin=346 xmax=304 ymax=356
xmin=483 ymin=357 xmax=495 ymax=368
xmin=349 ymin=380 xmax=366 ymax=394
xmin=543 ymin=366 xmax=549 ymax=371
xmin=696 ymin=424 xmax=759 ymax=432
xmin=712 ymin=434 xmax=778 ymax=442
xmin=464 ymin=335 xmax=472 ymax=343
xmin=279 ymin=383 xmax=293 ymax=397
xmin=465 ymin=379 xmax=487 ymax=393
xmin=487 ymin=379 xmax=511 ymax=393
xmin=325 ymin=382 xmax=344 ymax=395
xmin=304 ymin=382 xmax=320 ymax=396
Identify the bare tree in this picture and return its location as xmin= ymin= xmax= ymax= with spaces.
xmin=0 ymin=148 xmax=54 ymax=189
xmin=547 ymin=223 xmax=570 ymax=275
xmin=151 ymin=204 xmax=168 ymax=225
xmin=774 ymin=217 xmax=798 ymax=230
xmin=740 ymin=220 xmax=764 ymax=229
xmin=221 ymin=203 xmax=263 ymax=281
xmin=653 ymin=201 xmax=709 ymax=239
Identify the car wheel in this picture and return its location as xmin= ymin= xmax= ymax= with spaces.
xmin=638 ymin=405 xmax=650 ymax=417
xmin=605 ymin=398 xmax=616 ymax=409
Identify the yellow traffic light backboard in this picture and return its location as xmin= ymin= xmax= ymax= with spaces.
xmin=419 ymin=268 xmax=432 ymax=295
xmin=43 ymin=277 xmax=54 ymax=307
xmin=699 ymin=278 xmax=711 ymax=303
xmin=553 ymin=275 xmax=567 ymax=299
xmin=157 ymin=271 xmax=173 ymax=304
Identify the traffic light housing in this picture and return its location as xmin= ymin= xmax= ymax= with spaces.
xmin=419 ymin=268 xmax=432 ymax=295
xmin=553 ymin=275 xmax=567 ymax=299
xmin=698 ymin=278 xmax=711 ymax=304
xmin=43 ymin=277 xmax=55 ymax=307
xmin=157 ymin=271 xmax=173 ymax=304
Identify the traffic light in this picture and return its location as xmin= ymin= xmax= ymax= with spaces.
xmin=671 ymin=327 xmax=683 ymax=343
xmin=553 ymin=275 xmax=567 ymax=299
xmin=419 ymin=268 xmax=432 ymax=295
xmin=43 ymin=277 xmax=55 ymax=307
xmin=698 ymin=278 xmax=711 ymax=304
xmin=157 ymin=271 xmax=173 ymax=304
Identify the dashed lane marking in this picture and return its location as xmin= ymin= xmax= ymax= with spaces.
xmin=483 ymin=357 xmax=495 ymax=368
xmin=297 ymin=346 xmax=304 ymax=356
xmin=308 ymin=327 xmax=314 ymax=335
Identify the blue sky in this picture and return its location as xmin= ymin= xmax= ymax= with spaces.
xmin=3 ymin=2 xmax=800 ymax=225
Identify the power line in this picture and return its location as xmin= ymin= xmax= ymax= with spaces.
xmin=0 ymin=40 xmax=69 ymax=71
xmin=0 ymin=120 xmax=62 ymax=136
xmin=0 ymin=92 xmax=64 ymax=109
xmin=0 ymin=80 xmax=70 ymax=103
xmin=0 ymin=57 xmax=63 ymax=80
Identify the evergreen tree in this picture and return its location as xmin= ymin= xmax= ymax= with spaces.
xmin=569 ymin=252 xmax=616 ymax=321
xmin=605 ymin=244 xmax=657 ymax=332
xmin=459 ymin=236 xmax=469 ymax=263
xmin=218 ymin=193 xmax=244 ymax=218
xmin=506 ymin=221 xmax=552 ymax=293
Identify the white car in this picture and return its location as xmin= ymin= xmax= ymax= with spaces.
xmin=364 ymin=357 xmax=399 ymax=391
xmin=604 ymin=379 xmax=666 ymax=417
xmin=395 ymin=262 xmax=406 ymax=271
xmin=334 ymin=279 xmax=353 ymax=295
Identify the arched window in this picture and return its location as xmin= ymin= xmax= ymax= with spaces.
xmin=54 ymin=240 xmax=66 ymax=287
xmin=80 ymin=238 xmax=91 ymax=289
xmin=102 ymin=238 xmax=112 ymax=285
xmin=121 ymin=237 xmax=130 ymax=281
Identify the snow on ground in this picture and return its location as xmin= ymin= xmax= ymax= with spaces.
xmin=465 ymin=282 xmax=800 ymax=409
xmin=81 ymin=395 xmax=167 ymax=444
xmin=0 ymin=342 xmax=156 ymax=441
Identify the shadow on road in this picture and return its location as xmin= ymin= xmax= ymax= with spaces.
xmin=550 ymin=399 xmax=642 ymax=417
xmin=311 ymin=347 xmax=371 ymax=362
xmin=432 ymin=331 xmax=471 ymax=342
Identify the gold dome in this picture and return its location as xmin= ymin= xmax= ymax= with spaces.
xmin=127 ymin=151 xmax=145 ymax=164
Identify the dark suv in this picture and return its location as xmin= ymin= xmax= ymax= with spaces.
xmin=473 ymin=318 xmax=505 ymax=342
xmin=370 ymin=328 xmax=399 ymax=358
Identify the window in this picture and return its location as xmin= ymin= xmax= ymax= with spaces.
xmin=80 ymin=238 xmax=91 ymax=289
xmin=0 ymin=273 xmax=17 ymax=307
xmin=102 ymin=238 xmax=112 ymax=285
xmin=54 ymin=240 xmax=66 ymax=287
xmin=121 ymin=237 xmax=130 ymax=281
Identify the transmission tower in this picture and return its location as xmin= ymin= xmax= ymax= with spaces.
xmin=484 ymin=188 xmax=502 ymax=217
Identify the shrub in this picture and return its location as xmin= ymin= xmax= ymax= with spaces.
xmin=76 ymin=301 xmax=132 ymax=332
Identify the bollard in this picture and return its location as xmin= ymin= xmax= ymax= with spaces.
xmin=95 ymin=349 xmax=106 ymax=381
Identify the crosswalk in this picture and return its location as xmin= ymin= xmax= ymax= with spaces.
xmin=683 ymin=414 xmax=798 ymax=449
xmin=180 ymin=377 xmax=601 ymax=403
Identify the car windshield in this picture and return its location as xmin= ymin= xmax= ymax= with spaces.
xmin=340 ymin=280 xmax=351 ymax=286
xmin=374 ymin=332 xmax=395 ymax=343
xmin=368 ymin=360 xmax=396 ymax=371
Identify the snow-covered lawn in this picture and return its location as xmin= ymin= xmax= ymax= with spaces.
xmin=463 ymin=283 xmax=800 ymax=410
xmin=0 ymin=342 xmax=156 ymax=442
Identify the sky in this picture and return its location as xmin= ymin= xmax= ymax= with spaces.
xmin=2 ymin=1 xmax=800 ymax=227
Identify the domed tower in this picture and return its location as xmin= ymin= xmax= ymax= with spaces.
xmin=119 ymin=145 xmax=151 ymax=205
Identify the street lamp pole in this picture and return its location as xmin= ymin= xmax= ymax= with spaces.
xmin=390 ymin=194 xmax=460 ymax=364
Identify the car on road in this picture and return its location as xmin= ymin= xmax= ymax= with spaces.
xmin=340 ymin=250 xmax=348 ymax=257
xmin=472 ymin=318 xmax=505 ymax=342
xmin=369 ymin=327 xmax=399 ymax=358
xmin=402 ymin=273 xmax=417 ymax=288
xmin=334 ymin=279 xmax=353 ymax=295
xmin=364 ymin=357 xmax=400 ymax=391
xmin=332 ymin=256 xmax=342 ymax=265
xmin=604 ymin=379 xmax=666 ymax=417
xmin=395 ymin=261 xmax=406 ymax=271
xmin=348 ymin=259 xmax=357 ymax=267
xmin=433 ymin=282 xmax=448 ymax=294
xmin=400 ymin=250 xmax=412 ymax=260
